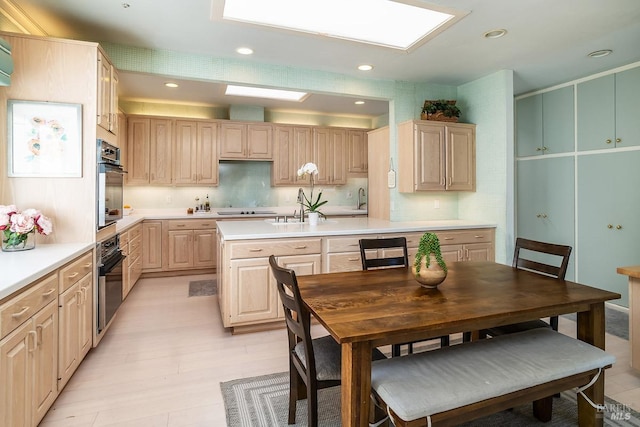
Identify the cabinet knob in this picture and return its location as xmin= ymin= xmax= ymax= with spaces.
xmin=542 ymin=146 xmax=548 ymax=151
xmin=536 ymin=147 xmax=542 ymax=151
xmin=616 ymin=224 xmax=622 ymax=230
xmin=606 ymin=139 xmax=612 ymax=144
xmin=607 ymin=224 xmax=613 ymax=229
xmin=616 ymin=138 xmax=622 ymax=143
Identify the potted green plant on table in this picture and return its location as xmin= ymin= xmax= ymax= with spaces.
xmin=412 ymin=232 xmax=447 ymax=288
xmin=421 ymin=100 xmax=461 ymax=122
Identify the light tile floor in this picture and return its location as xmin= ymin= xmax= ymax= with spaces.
xmin=39 ymin=274 xmax=640 ymax=426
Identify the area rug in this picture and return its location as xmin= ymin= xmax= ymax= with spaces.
xmin=221 ymin=372 xmax=640 ymax=427
xmin=188 ymin=279 xmax=217 ymax=297
xmin=563 ymin=305 xmax=629 ymax=340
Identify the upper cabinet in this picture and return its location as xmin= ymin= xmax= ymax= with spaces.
xmin=516 ymin=86 xmax=574 ymax=157
xmin=173 ymin=120 xmax=219 ymax=186
xmin=126 ymin=117 xmax=173 ymax=185
xmin=347 ymin=129 xmax=368 ymax=175
xmin=272 ymin=125 xmax=313 ymax=186
xmin=97 ymin=50 xmax=118 ymax=136
xmin=577 ymin=67 xmax=640 ymax=151
xmin=313 ymin=127 xmax=347 ymax=185
xmin=398 ymin=120 xmax=476 ymax=192
xmin=219 ymin=122 xmax=272 ymax=160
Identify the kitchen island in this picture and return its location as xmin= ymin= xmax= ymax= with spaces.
xmin=217 ymin=218 xmax=496 ymax=332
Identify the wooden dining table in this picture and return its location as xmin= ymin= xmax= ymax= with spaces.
xmin=296 ymin=261 xmax=621 ymax=427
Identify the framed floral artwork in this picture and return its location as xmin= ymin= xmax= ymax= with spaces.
xmin=7 ymin=100 xmax=83 ymax=177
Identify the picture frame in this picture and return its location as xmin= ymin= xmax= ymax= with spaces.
xmin=7 ymin=100 xmax=83 ymax=177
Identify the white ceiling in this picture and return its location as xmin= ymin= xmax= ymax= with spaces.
xmin=11 ymin=0 xmax=640 ymax=117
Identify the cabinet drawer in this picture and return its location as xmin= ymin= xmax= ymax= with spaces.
xmin=325 ymin=235 xmax=372 ymax=253
xmin=129 ymin=235 xmax=142 ymax=259
xmin=230 ymin=238 xmax=321 ymax=259
xmin=326 ymin=252 xmax=362 ymax=273
xmin=168 ymin=219 xmax=217 ymax=231
xmin=129 ymin=223 xmax=142 ymax=240
xmin=59 ymin=252 xmax=94 ymax=293
xmin=119 ymin=231 xmax=129 ymax=247
xmin=435 ymin=229 xmax=493 ymax=245
xmin=0 ymin=273 xmax=57 ymax=339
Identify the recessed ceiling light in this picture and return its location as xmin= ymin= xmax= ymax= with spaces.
xmin=355 ymin=101 xmax=365 ymax=105
xmin=236 ymin=47 xmax=253 ymax=55
xmin=358 ymin=64 xmax=373 ymax=71
xmin=225 ymin=85 xmax=308 ymax=102
xmin=483 ymin=29 xmax=507 ymax=39
xmin=218 ymin=0 xmax=468 ymax=51
xmin=122 ymin=3 xmax=130 ymax=8
xmin=588 ymin=49 xmax=612 ymax=58
xmin=164 ymin=82 xmax=179 ymax=88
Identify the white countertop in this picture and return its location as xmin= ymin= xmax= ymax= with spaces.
xmin=217 ymin=217 xmax=496 ymax=240
xmin=0 ymin=243 xmax=95 ymax=301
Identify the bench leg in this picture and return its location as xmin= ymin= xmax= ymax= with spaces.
xmin=533 ymin=396 xmax=553 ymax=422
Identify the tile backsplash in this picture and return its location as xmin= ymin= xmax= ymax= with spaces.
xmin=124 ymin=161 xmax=367 ymax=210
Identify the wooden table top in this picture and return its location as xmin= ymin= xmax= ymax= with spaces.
xmin=297 ymin=261 xmax=621 ymax=346
xmin=617 ymin=265 xmax=640 ymax=279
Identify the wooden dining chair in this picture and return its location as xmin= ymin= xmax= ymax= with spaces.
xmin=269 ymin=255 xmax=384 ymax=426
xmin=359 ymin=238 xmax=450 ymax=357
xmin=482 ymin=237 xmax=572 ymax=337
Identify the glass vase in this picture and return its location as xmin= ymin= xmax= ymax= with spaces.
xmin=2 ymin=230 xmax=36 ymax=252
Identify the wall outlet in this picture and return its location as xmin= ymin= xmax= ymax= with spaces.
xmin=434 ymin=199 xmax=440 ymax=209
xmin=166 ymin=195 xmax=172 ymax=204
xmin=346 ymin=191 xmax=353 ymax=199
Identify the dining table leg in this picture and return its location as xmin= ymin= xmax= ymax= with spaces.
xmin=341 ymin=341 xmax=372 ymax=427
xmin=577 ymin=302 xmax=606 ymax=427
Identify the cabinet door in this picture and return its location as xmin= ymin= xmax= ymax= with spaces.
xmin=219 ymin=122 xmax=246 ymax=159
xmin=578 ymin=151 xmax=640 ymax=306
xmin=543 ymin=86 xmax=574 ymax=154
xmin=440 ymin=244 xmax=462 ymax=264
xmin=197 ymin=121 xmax=219 ymax=185
xmin=167 ymin=230 xmax=193 ymax=270
xmin=173 ymin=120 xmax=197 ymax=184
xmin=615 ymin=66 xmax=640 ymax=149
xmin=446 ymin=125 xmax=475 ymax=191
xmin=247 ymin=124 xmax=273 ymax=159
xmin=329 ymin=129 xmax=347 ymax=184
xmin=275 ymin=254 xmax=322 ymax=318
xmin=32 ymin=300 xmax=58 ymax=426
xmin=109 ymin=67 xmax=119 ymax=135
xmin=230 ymin=258 xmax=278 ymax=323
xmin=347 ymin=130 xmax=368 ymax=174
xmin=516 ymin=94 xmax=543 ymax=157
xmin=78 ymin=274 xmax=93 ymax=359
xmin=516 ymin=157 xmax=575 ymax=279
xmin=272 ymin=125 xmax=295 ymax=185
xmin=313 ymin=128 xmax=331 ymax=184
xmin=464 ymin=243 xmax=492 ymax=261
xmin=97 ymin=51 xmax=111 ymax=132
xmin=58 ymin=282 xmax=80 ymax=390
xmin=577 ymin=74 xmax=615 ymax=151
xmin=149 ymin=119 xmax=173 ymax=184
xmin=0 ymin=320 xmax=32 ymax=427
xmin=415 ymin=124 xmax=446 ymax=190
xmin=142 ymin=221 xmax=163 ymax=270
xmin=126 ymin=117 xmax=150 ymax=184
xmin=193 ymin=229 xmax=216 ymax=268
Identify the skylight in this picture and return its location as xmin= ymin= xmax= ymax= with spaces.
xmin=225 ymin=85 xmax=308 ymax=101
xmin=216 ymin=0 xmax=466 ymax=51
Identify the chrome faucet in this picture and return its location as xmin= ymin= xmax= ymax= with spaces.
xmin=357 ymin=187 xmax=367 ymax=210
xmin=297 ymin=188 xmax=305 ymax=222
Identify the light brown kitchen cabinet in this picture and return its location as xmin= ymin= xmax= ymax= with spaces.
xmin=272 ymin=125 xmax=313 ymax=186
xmin=126 ymin=117 xmax=173 ymax=185
xmin=398 ymin=120 xmax=476 ymax=192
xmin=167 ymin=219 xmax=217 ymax=270
xmin=142 ymin=220 xmax=163 ymax=271
xmin=1 ymin=272 xmax=59 ymax=427
xmin=435 ymin=229 xmax=494 ymax=263
xmin=173 ymin=120 xmax=219 ymax=185
xmin=122 ymin=223 xmax=142 ymax=299
xmin=219 ymin=122 xmax=272 ymax=160
xmin=347 ymin=129 xmax=368 ymax=175
xmin=97 ymin=49 xmax=118 ymax=135
xmin=313 ymin=127 xmax=347 ymax=185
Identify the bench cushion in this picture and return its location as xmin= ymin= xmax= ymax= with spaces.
xmin=371 ymin=328 xmax=615 ymax=421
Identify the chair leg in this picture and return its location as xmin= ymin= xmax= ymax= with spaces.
xmin=532 ymin=396 xmax=553 ymax=422
xmin=288 ymin=364 xmax=300 ymax=424
xmin=307 ymin=384 xmax=319 ymax=427
xmin=408 ymin=342 xmax=414 ymax=354
xmin=392 ymin=344 xmax=401 ymax=357
xmin=462 ymin=331 xmax=472 ymax=342
xmin=440 ymin=335 xmax=450 ymax=347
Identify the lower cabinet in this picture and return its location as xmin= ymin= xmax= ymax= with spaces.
xmin=121 ymin=223 xmax=142 ymax=299
xmin=435 ymin=229 xmax=495 ymax=263
xmin=142 ymin=220 xmax=163 ymax=271
xmin=167 ymin=220 xmax=217 ymax=270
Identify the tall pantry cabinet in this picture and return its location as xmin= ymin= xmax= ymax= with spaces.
xmin=515 ymin=63 xmax=640 ymax=306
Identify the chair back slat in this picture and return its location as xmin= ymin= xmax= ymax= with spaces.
xmin=359 ymin=237 xmax=409 ymax=271
xmin=512 ymin=237 xmax=572 ymax=280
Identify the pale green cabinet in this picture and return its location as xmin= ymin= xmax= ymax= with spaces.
xmin=516 ymin=86 xmax=574 ymax=157
xmin=577 ymin=67 xmax=640 ymax=151
xmin=516 ymin=157 xmax=575 ymax=280
xmin=577 ymin=150 xmax=640 ymax=307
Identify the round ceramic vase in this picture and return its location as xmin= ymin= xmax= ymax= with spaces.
xmin=412 ymin=253 xmax=447 ymax=288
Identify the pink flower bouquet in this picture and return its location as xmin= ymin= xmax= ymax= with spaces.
xmin=0 ymin=204 xmax=53 ymax=251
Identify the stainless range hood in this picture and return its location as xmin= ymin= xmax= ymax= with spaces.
xmin=0 ymin=38 xmax=14 ymax=86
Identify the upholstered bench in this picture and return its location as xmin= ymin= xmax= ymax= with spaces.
xmin=370 ymin=328 xmax=615 ymax=427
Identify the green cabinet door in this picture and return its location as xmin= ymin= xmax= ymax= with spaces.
xmin=516 ymin=94 xmax=542 ymax=157
xmin=516 ymin=157 xmax=575 ymax=280
xmin=543 ymin=86 xmax=574 ymax=155
xmin=615 ymin=66 xmax=640 ymax=149
xmin=577 ymin=74 xmax=615 ymax=151
xmin=577 ymin=151 xmax=640 ymax=307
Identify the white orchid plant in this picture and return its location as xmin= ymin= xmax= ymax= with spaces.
xmin=0 ymin=204 xmax=53 ymax=249
xmin=297 ymin=162 xmax=327 ymax=215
